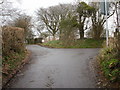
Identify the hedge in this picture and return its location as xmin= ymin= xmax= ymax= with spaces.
xmin=2 ymin=26 xmax=25 ymax=56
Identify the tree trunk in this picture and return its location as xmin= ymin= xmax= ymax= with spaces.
xmin=52 ymin=34 xmax=56 ymax=40
xmin=92 ymin=23 xmax=103 ymax=40
xmin=79 ymin=25 xmax=84 ymax=39
xmin=59 ymin=29 xmax=62 ymax=40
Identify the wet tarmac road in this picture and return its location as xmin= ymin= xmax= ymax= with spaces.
xmin=9 ymin=45 xmax=100 ymax=88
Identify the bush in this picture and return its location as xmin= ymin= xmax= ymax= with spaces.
xmin=2 ymin=26 xmax=26 ymax=86
xmin=98 ymin=38 xmax=120 ymax=83
xmin=2 ymin=26 xmax=25 ymax=56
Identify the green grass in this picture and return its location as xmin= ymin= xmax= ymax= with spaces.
xmin=42 ymin=40 xmax=64 ymax=48
xmin=2 ymin=50 xmax=28 ymax=86
xmin=73 ymin=38 xmax=104 ymax=48
xmin=2 ymin=51 xmax=26 ymax=75
xmin=101 ymin=59 xmax=120 ymax=82
xmin=98 ymin=46 xmax=120 ymax=83
xmin=41 ymin=38 xmax=105 ymax=48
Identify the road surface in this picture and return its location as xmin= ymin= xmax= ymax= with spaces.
xmin=8 ymin=45 xmax=100 ymax=88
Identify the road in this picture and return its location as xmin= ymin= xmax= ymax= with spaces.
xmin=8 ymin=45 xmax=100 ymax=88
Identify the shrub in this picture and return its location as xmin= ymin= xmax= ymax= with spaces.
xmin=101 ymin=59 xmax=120 ymax=82
xmin=2 ymin=26 xmax=25 ymax=56
xmin=2 ymin=26 xmax=26 ymax=86
xmin=98 ymin=37 xmax=120 ymax=83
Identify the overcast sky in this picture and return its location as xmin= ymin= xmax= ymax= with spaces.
xmin=11 ymin=0 xmax=118 ymax=15
xmin=12 ymin=0 xmax=77 ymax=15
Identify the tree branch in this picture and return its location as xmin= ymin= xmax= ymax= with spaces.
xmin=102 ymin=9 xmax=115 ymax=25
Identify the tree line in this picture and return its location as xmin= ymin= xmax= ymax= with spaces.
xmin=36 ymin=1 xmax=119 ymax=43
xmin=1 ymin=1 xmax=120 ymax=44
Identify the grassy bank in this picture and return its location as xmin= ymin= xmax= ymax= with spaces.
xmin=2 ymin=26 xmax=29 ymax=87
xmin=41 ymin=38 xmax=104 ymax=48
xmin=2 ymin=50 xmax=29 ymax=86
xmin=97 ymin=45 xmax=120 ymax=88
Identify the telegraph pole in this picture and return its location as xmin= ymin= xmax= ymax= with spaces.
xmin=100 ymin=0 xmax=109 ymax=46
xmin=105 ymin=0 xmax=109 ymax=46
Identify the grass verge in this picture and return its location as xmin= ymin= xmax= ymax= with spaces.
xmin=40 ymin=38 xmax=104 ymax=48
xmin=96 ymin=46 xmax=120 ymax=88
xmin=2 ymin=50 xmax=31 ymax=87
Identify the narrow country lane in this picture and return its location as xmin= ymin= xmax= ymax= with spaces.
xmin=8 ymin=45 xmax=100 ymax=88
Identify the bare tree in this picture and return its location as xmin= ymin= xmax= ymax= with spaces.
xmin=89 ymin=2 xmax=115 ymax=39
xmin=114 ymin=1 xmax=120 ymax=56
xmin=36 ymin=4 xmax=76 ymax=40
xmin=114 ymin=1 xmax=120 ymax=29
xmin=37 ymin=7 xmax=59 ymax=40
xmin=0 ymin=0 xmax=20 ymax=26
xmin=11 ymin=14 xmax=34 ymax=41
